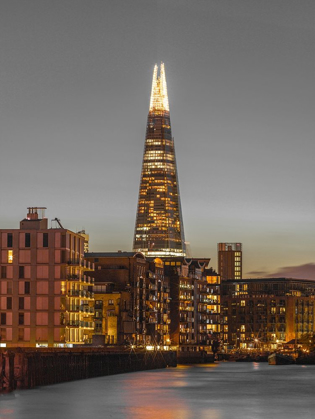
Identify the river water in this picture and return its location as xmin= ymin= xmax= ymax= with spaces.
xmin=1 ymin=362 xmax=315 ymax=419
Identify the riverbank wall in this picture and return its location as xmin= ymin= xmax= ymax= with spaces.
xmin=0 ymin=348 xmax=177 ymax=393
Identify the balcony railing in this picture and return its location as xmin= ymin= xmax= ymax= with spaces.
xmin=68 ymin=290 xmax=94 ymax=298
xmin=67 ymin=320 xmax=80 ymax=327
xmin=67 ymin=259 xmax=80 ymax=265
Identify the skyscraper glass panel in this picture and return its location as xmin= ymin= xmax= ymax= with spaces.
xmin=133 ymin=63 xmax=185 ymax=257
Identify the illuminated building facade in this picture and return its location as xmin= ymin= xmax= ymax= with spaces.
xmin=84 ymin=252 xmax=171 ymax=346
xmin=93 ymin=291 xmax=125 ymax=345
xmin=164 ymin=258 xmax=214 ymax=351
xmin=133 ymin=63 xmax=186 ymax=258
xmin=204 ymin=269 xmax=221 ymax=337
xmin=218 ymin=242 xmax=242 ymax=280
xmin=0 ymin=207 xmax=94 ymax=348
xmin=221 ymin=278 xmax=315 ymax=351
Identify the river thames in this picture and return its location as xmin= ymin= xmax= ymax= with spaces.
xmin=1 ymin=362 xmax=315 ymax=419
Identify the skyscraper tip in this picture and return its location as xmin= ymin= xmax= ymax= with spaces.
xmin=149 ymin=62 xmax=169 ymax=113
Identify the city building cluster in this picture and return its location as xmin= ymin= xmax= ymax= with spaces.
xmin=0 ymin=64 xmax=314 ymax=353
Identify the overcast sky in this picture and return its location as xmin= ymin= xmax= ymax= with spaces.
xmin=0 ymin=0 xmax=314 ymax=278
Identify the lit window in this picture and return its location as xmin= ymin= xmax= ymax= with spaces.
xmin=7 ymin=250 xmax=13 ymax=264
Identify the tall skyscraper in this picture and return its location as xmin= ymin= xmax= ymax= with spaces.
xmin=218 ymin=242 xmax=242 ymax=280
xmin=133 ymin=63 xmax=185 ymax=257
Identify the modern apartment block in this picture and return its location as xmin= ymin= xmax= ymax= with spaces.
xmin=0 ymin=207 xmax=94 ymax=348
xmin=133 ymin=63 xmax=186 ymax=258
xmin=164 ymin=258 xmax=215 ymax=351
xmin=221 ymin=278 xmax=315 ymax=351
xmin=84 ymin=252 xmax=171 ymax=346
xmin=218 ymin=242 xmax=242 ymax=280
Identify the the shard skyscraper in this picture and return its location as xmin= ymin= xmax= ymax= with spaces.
xmin=133 ymin=63 xmax=186 ymax=257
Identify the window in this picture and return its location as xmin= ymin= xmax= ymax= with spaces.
xmin=7 ymin=233 xmax=13 ymax=248
xmin=19 ymin=297 xmax=24 ymax=310
xmin=7 ymin=297 xmax=12 ymax=310
xmin=19 ymin=266 xmax=24 ymax=279
xmin=25 ymin=282 xmax=30 ymax=295
xmin=7 ymin=250 xmax=13 ymax=264
xmin=7 ymin=282 xmax=12 ymax=295
xmin=108 ymin=299 xmax=114 ymax=305
xmin=18 ymin=313 xmax=24 ymax=325
xmin=1 ymin=266 xmax=6 ymax=279
xmin=61 ymin=235 xmax=66 ymax=248
xmin=0 ymin=313 xmax=6 ymax=325
xmin=18 ymin=328 xmax=24 ymax=341
xmin=0 ymin=328 xmax=6 ymax=340
xmin=25 ymin=233 xmax=31 ymax=248
xmin=43 ymin=233 xmax=48 ymax=248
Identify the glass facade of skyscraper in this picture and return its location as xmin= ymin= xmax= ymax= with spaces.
xmin=133 ymin=63 xmax=185 ymax=257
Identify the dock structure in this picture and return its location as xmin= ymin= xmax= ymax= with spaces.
xmin=0 ymin=348 xmax=177 ymax=393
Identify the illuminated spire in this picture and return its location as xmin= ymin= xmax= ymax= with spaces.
xmin=149 ymin=62 xmax=170 ymax=113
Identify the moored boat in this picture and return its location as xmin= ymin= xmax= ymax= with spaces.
xmin=268 ymin=353 xmax=295 ymax=365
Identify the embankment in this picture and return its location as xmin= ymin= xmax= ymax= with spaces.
xmin=0 ymin=348 xmax=177 ymax=393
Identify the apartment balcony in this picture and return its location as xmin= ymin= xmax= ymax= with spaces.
xmin=67 ymin=274 xmax=80 ymax=281
xmin=180 ymin=284 xmax=193 ymax=290
xmin=80 ymin=321 xmax=94 ymax=329
xmin=67 ymin=320 xmax=80 ymax=327
xmin=68 ymin=305 xmax=80 ymax=312
xmin=81 ymin=260 xmax=94 ymax=270
xmin=198 ymin=307 xmax=208 ymax=313
xmin=180 ymin=328 xmax=193 ymax=334
xmin=68 ymin=290 xmax=94 ymax=299
xmin=67 ymin=259 xmax=81 ymax=266
xmin=82 ymin=306 xmax=94 ymax=314
xmin=83 ymin=275 xmax=94 ymax=285
xmin=179 ymin=295 xmax=193 ymax=301
xmin=68 ymin=289 xmax=82 ymax=297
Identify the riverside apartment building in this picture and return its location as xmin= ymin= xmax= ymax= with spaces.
xmin=0 ymin=207 xmax=94 ymax=347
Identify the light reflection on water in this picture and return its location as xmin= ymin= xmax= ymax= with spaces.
xmin=1 ymin=362 xmax=315 ymax=419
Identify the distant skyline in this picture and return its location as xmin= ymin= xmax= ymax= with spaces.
xmin=0 ymin=1 xmax=314 ymax=278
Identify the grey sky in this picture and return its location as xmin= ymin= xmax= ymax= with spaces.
xmin=0 ymin=0 xmax=314 ymax=277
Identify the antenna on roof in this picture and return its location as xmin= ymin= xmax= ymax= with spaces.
xmin=51 ymin=218 xmax=64 ymax=229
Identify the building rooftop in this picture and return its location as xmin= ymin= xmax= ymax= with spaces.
xmin=85 ymin=252 xmax=145 ymax=259
xmin=224 ymin=277 xmax=315 ymax=284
